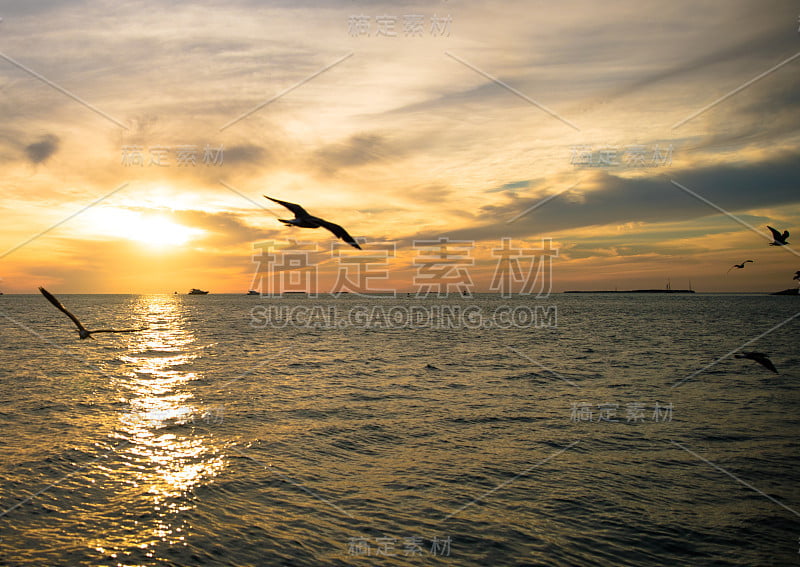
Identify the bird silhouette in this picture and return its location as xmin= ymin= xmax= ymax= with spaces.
xmin=734 ymin=351 xmax=778 ymax=374
xmin=793 ymin=270 xmax=800 ymax=281
xmin=726 ymin=260 xmax=754 ymax=274
xmin=264 ymin=195 xmax=362 ymax=250
xmin=39 ymin=287 xmax=146 ymax=339
xmin=767 ymin=226 xmax=790 ymax=246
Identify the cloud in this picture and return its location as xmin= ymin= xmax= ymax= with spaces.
xmin=222 ymin=144 xmax=270 ymax=166
xmin=401 ymin=151 xmax=800 ymax=244
xmin=688 ymin=69 xmax=800 ymax=153
xmin=601 ymin=20 xmax=799 ymax=104
xmin=401 ymin=183 xmax=455 ymax=204
xmin=171 ymin=209 xmax=275 ymax=246
xmin=312 ymin=133 xmax=396 ymax=174
xmin=0 ymin=0 xmax=797 ymax=293
xmin=487 ymin=180 xmax=532 ymax=193
xmin=24 ymin=135 xmax=59 ymax=164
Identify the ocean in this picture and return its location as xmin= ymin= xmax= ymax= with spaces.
xmin=0 ymin=293 xmax=798 ymax=566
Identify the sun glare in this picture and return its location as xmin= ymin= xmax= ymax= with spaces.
xmin=86 ymin=208 xmax=202 ymax=247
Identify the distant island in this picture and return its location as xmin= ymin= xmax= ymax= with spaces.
xmin=564 ymin=289 xmax=695 ymax=294
xmin=770 ymin=288 xmax=799 ymax=296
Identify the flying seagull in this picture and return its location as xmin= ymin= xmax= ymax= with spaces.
xmin=734 ymin=351 xmax=778 ymax=374
xmin=767 ymin=226 xmax=790 ymax=246
xmin=39 ymin=287 xmax=146 ymax=339
xmin=264 ymin=195 xmax=362 ymax=250
xmin=793 ymin=270 xmax=800 ymax=281
xmin=726 ymin=260 xmax=754 ymax=274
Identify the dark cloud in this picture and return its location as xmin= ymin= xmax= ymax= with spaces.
xmin=24 ymin=134 xmax=59 ymax=164
xmin=401 ymin=151 xmax=800 ymax=244
xmin=487 ymin=180 xmax=532 ymax=193
xmin=223 ymin=144 xmax=270 ymax=166
xmin=312 ymin=133 xmax=396 ymax=174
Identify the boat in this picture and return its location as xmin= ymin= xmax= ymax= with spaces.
xmin=188 ymin=288 xmax=209 ymax=295
xmin=247 ymin=290 xmax=259 ymax=295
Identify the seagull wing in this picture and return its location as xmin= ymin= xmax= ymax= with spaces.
xmin=736 ymin=352 xmax=779 ymax=374
xmin=264 ymin=196 xmax=309 ymax=218
xmin=753 ymin=354 xmax=778 ymax=374
xmin=317 ymin=218 xmax=362 ymax=250
xmin=726 ymin=265 xmax=736 ymax=274
xmin=767 ymin=226 xmax=782 ymax=240
xmin=39 ymin=287 xmax=89 ymax=334
xmin=744 ymin=260 xmax=754 ymax=263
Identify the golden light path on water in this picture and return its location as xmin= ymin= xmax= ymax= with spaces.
xmin=94 ymin=295 xmax=226 ymax=561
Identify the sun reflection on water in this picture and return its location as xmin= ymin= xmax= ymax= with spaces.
xmin=102 ymin=295 xmax=225 ymax=559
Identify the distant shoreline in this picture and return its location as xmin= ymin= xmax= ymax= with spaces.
xmin=563 ymin=289 xmax=695 ymax=294
xmin=0 ymin=290 xmax=795 ymax=295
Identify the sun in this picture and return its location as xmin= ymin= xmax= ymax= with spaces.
xmin=85 ymin=208 xmax=203 ymax=247
xmin=128 ymin=216 xmax=200 ymax=246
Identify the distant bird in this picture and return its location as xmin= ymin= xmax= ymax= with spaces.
xmin=734 ymin=351 xmax=778 ymax=374
xmin=39 ymin=287 xmax=146 ymax=340
xmin=727 ymin=260 xmax=754 ymax=274
xmin=793 ymin=270 xmax=800 ymax=281
xmin=264 ymin=195 xmax=362 ymax=250
xmin=767 ymin=226 xmax=790 ymax=246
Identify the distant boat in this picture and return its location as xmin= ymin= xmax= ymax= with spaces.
xmin=188 ymin=288 xmax=209 ymax=295
xmin=247 ymin=290 xmax=259 ymax=295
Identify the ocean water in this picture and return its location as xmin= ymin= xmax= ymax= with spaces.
xmin=0 ymin=293 xmax=798 ymax=566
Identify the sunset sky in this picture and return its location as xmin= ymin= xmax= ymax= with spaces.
xmin=0 ymin=0 xmax=798 ymax=293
